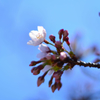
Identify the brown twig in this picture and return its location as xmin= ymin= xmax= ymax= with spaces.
xmin=66 ymin=57 xmax=100 ymax=68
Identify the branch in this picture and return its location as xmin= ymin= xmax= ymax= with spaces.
xmin=66 ymin=57 xmax=100 ymax=68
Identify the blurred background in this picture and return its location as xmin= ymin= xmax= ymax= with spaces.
xmin=0 ymin=0 xmax=100 ymax=100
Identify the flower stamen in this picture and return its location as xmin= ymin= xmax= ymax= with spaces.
xmin=36 ymin=33 xmax=43 ymax=39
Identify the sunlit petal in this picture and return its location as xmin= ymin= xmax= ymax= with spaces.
xmin=27 ymin=26 xmax=46 ymax=46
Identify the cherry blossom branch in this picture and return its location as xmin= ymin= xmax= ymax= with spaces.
xmin=66 ymin=57 xmax=100 ymax=68
xmin=27 ymin=26 xmax=100 ymax=92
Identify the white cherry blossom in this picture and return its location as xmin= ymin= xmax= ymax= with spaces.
xmin=27 ymin=26 xmax=46 ymax=46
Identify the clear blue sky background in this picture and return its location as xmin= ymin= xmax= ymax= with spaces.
xmin=0 ymin=0 xmax=100 ymax=100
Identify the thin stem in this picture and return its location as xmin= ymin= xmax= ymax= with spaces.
xmin=69 ymin=45 xmax=72 ymax=52
xmin=44 ymin=39 xmax=55 ymax=46
xmin=49 ymin=42 xmax=55 ymax=46
xmin=64 ymin=49 xmax=69 ymax=54
xmin=62 ymin=47 xmax=70 ymax=55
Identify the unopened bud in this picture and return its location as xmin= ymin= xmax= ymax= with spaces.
xmin=63 ymin=36 xmax=69 ymax=42
xmin=37 ymin=76 xmax=44 ymax=87
xmin=57 ymin=82 xmax=62 ymax=90
xmin=49 ymin=76 xmax=53 ymax=87
xmin=29 ymin=61 xmax=41 ymax=66
xmin=51 ymin=82 xmax=57 ymax=93
xmin=37 ymin=71 xmax=47 ymax=87
xmin=49 ymin=35 xmax=55 ymax=43
xmin=66 ymin=41 xmax=70 ymax=45
xmin=31 ymin=67 xmax=40 ymax=75
xmin=55 ymin=41 xmax=62 ymax=49
xmin=53 ymin=70 xmax=63 ymax=79
xmin=37 ymin=64 xmax=44 ymax=70
xmin=55 ymin=78 xmax=61 ymax=83
xmin=63 ymin=30 xmax=69 ymax=41
xmin=58 ymin=29 xmax=64 ymax=40
xmin=60 ymin=52 xmax=67 ymax=61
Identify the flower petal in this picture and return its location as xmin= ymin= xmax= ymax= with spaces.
xmin=29 ymin=31 xmax=38 ymax=41
xmin=37 ymin=52 xmax=47 ymax=58
xmin=42 ymin=65 xmax=52 ymax=73
xmin=38 ymin=44 xmax=50 ymax=52
xmin=38 ymin=26 xmax=46 ymax=39
xmin=27 ymin=40 xmax=35 ymax=46
xmin=48 ymin=70 xmax=54 ymax=75
xmin=38 ymin=26 xmax=44 ymax=32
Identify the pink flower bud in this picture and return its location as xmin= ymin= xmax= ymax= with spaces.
xmin=49 ymin=76 xmax=53 ymax=87
xmin=31 ymin=67 xmax=40 ymax=75
xmin=66 ymin=41 xmax=70 ymax=45
xmin=63 ymin=30 xmax=69 ymax=39
xmin=63 ymin=30 xmax=69 ymax=41
xmin=29 ymin=61 xmax=41 ymax=66
xmin=53 ymin=70 xmax=63 ymax=79
xmin=60 ymin=52 xmax=67 ymax=61
xmin=63 ymin=36 xmax=69 ymax=42
xmin=37 ymin=71 xmax=48 ymax=87
xmin=37 ymin=76 xmax=44 ymax=87
xmin=55 ymin=41 xmax=62 ymax=49
xmin=37 ymin=64 xmax=44 ymax=70
xmin=58 ymin=29 xmax=64 ymax=39
xmin=55 ymin=78 xmax=60 ymax=83
xmin=57 ymin=82 xmax=62 ymax=90
xmin=49 ymin=35 xmax=55 ymax=43
xmin=51 ymin=82 xmax=57 ymax=93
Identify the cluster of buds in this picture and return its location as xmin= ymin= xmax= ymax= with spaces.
xmin=27 ymin=26 xmax=77 ymax=92
xmin=58 ymin=29 xmax=70 ymax=45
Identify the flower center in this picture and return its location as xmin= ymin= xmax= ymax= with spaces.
xmin=36 ymin=33 xmax=43 ymax=39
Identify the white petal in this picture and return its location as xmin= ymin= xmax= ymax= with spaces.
xmin=37 ymin=52 xmax=47 ymax=58
xmin=48 ymin=70 xmax=54 ymax=75
xmin=42 ymin=29 xmax=46 ymax=39
xmin=38 ymin=26 xmax=44 ymax=32
xmin=38 ymin=26 xmax=46 ymax=39
xmin=36 ymin=36 xmax=44 ymax=43
xmin=29 ymin=31 xmax=38 ymax=40
xmin=27 ymin=40 xmax=35 ymax=46
xmin=38 ymin=44 xmax=49 ymax=52
xmin=42 ymin=65 xmax=52 ymax=73
xmin=42 ymin=30 xmax=46 ymax=40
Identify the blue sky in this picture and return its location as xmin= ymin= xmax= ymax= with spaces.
xmin=0 ymin=0 xmax=100 ymax=100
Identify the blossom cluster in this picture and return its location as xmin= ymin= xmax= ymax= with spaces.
xmin=27 ymin=26 xmax=77 ymax=92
